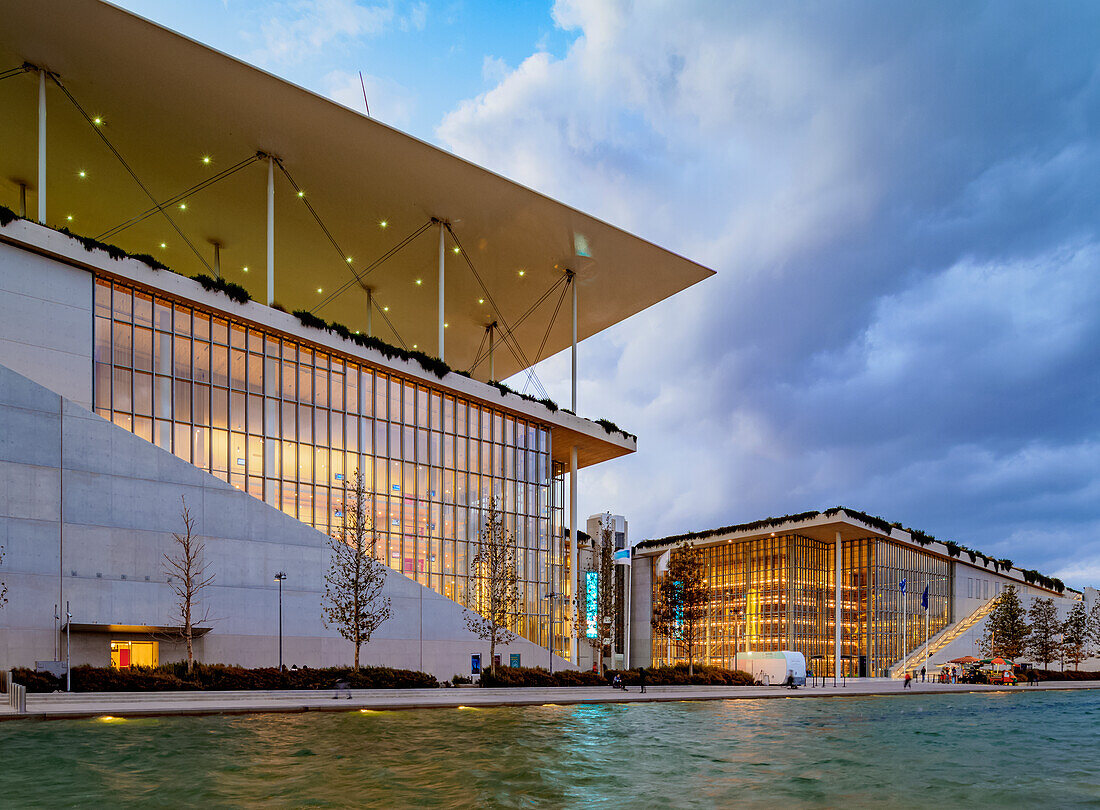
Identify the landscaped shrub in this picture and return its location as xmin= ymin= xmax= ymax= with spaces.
xmin=192 ymin=273 xmax=251 ymax=304
xmin=1031 ymin=669 xmax=1100 ymax=681
xmin=13 ymin=664 xmax=438 ymax=693
xmin=478 ymin=664 xmax=754 ymax=688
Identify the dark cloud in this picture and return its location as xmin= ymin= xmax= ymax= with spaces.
xmin=438 ymin=0 xmax=1100 ymax=586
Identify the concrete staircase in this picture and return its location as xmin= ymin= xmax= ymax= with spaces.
xmin=890 ymin=594 xmax=1000 ymax=678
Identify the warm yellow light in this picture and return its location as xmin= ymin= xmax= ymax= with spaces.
xmin=96 ymin=715 xmax=124 ymax=723
xmin=297 ymin=190 xmax=305 ymax=198
xmin=379 ymin=220 xmax=388 ymax=228
xmin=66 ymin=215 xmax=73 ymax=221
xmin=412 ymin=344 xmax=418 ymax=349
xmin=242 ymin=266 xmax=249 ymax=273
xmin=78 ymin=170 xmax=86 ymax=178
xmin=93 ymin=116 xmax=103 ymax=126
xmin=478 ymin=298 xmax=484 ymax=304
xmin=415 ymin=279 xmax=422 ymax=286
xmin=346 ymin=257 xmax=354 ymax=264
xmin=354 ymin=330 xmax=360 ymax=335
xmin=518 ymin=270 xmax=525 ymax=276
xmin=179 ymin=203 xmax=187 ymax=211
xmin=317 ymin=287 xmax=323 ymax=293
xmin=202 ymin=156 xmax=211 ymax=165
xmin=444 ymin=322 xmax=449 ymax=328
xmin=453 ymin=246 xmax=460 ymax=254
xmin=160 ymin=242 xmax=167 ymax=249
xmin=383 ymin=306 xmax=389 ymax=312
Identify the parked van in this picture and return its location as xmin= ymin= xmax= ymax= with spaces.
xmin=734 ymin=651 xmax=807 ymax=686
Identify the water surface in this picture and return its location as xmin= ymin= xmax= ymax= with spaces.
xmin=2 ymin=690 xmax=1098 ymax=807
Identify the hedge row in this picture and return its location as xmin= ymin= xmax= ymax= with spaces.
xmin=479 ymin=664 xmax=754 ymax=688
xmin=12 ymin=664 xmax=437 ymax=693
xmin=1032 ymin=669 xmax=1100 ymax=682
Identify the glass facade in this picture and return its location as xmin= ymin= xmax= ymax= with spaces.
xmin=92 ymin=277 xmax=570 ymax=654
xmin=652 ymin=534 xmax=953 ymax=676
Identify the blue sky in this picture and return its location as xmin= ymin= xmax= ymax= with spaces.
xmin=116 ymin=1 xmax=1100 ymax=588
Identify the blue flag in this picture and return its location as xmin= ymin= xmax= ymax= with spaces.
xmin=922 ymin=585 xmax=929 ymax=610
xmin=899 ymin=578 xmax=907 ymax=593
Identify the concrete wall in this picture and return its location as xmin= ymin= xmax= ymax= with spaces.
xmin=628 ymin=555 xmax=652 ymax=669
xmin=0 ymin=361 xmax=568 ymax=678
xmin=0 ymin=239 xmax=93 ymax=410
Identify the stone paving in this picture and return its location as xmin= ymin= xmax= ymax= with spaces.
xmin=2 ymin=678 xmax=1096 ymax=721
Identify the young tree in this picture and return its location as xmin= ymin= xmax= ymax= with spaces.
xmin=1027 ymin=597 xmax=1060 ymax=670
xmin=651 ymin=542 xmax=709 ymax=675
xmin=463 ymin=498 xmax=520 ymax=676
xmin=1088 ymin=599 xmax=1100 ymax=661
xmin=1061 ymin=600 xmax=1089 ymax=672
xmin=163 ymin=496 xmax=214 ymax=673
xmin=323 ymin=469 xmax=392 ymax=669
xmin=979 ymin=585 xmax=1029 ymax=660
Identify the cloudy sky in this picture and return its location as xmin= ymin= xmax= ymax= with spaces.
xmin=117 ymin=0 xmax=1100 ymax=587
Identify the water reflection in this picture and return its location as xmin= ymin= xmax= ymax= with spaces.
xmin=1 ymin=692 xmax=1098 ymax=808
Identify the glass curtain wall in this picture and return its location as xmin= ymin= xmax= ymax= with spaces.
xmin=652 ymin=534 xmax=953 ymax=676
xmin=92 ymin=277 xmax=566 ymax=654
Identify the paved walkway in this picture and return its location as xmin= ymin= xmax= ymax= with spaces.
xmin=2 ymin=678 xmax=1096 ymax=722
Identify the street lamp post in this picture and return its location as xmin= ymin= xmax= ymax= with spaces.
xmin=544 ymin=592 xmax=559 ymax=674
xmin=274 ymin=572 xmax=287 ymax=670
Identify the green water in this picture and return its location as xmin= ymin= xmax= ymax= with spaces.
xmin=2 ymin=691 xmax=1098 ymax=808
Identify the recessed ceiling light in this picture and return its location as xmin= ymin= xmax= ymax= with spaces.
xmin=242 ymin=266 xmax=249 ymax=273
xmin=317 ymin=288 xmax=323 ymax=293
xmin=444 ymin=322 xmax=449 ymax=328
xmin=383 ymin=306 xmax=389 ymax=312
xmin=518 ymin=270 xmax=525 ymax=276
xmin=412 ymin=344 xmax=418 ymax=349
xmin=379 ymin=220 xmax=388 ymax=228
xmin=415 ymin=279 xmax=422 ymax=285
xmin=78 ymin=170 xmax=86 ymax=178
xmin=66 ymin=215 xmax=73 ymax=221
xmin=93 ymin=116 xmax=103 ymax=126
xmin=346 ymin=257 xmax=353 ymax=264
xmin=478 ymin=298 xmax=484 ymax=304
xmin=297 ymin=190 xmax=304 ymax=198
xmin=160 ymin=242 xmax=166 ymax=249
xmin=202 ymin=156 xmax=211 ymax=165
xmin=179 ymin=203 xmax=187 ymax=210
xmin=453 ymin=246 xmax=460 ymax=254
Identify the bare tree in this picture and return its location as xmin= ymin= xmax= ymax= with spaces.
xmin=1061 ymin=600 xmax=1089 ymax=672
xmin=1027 ymin=597 xmax=1060 ymax=670
xmin=463 ymin=498 xmax=520 ymax=676
xmin=163 ymin=496 xmax=214 ymax=673
xmin=652 ymin=542 xmax=709 ymax=675
xmin=323 ymin=468 xmax=392 ymax=669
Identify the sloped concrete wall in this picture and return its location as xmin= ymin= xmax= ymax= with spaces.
xmin=0 ymin=362 xmax=568 ymax=677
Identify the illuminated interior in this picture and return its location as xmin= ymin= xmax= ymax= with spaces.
xmin=110 ymin=640 xmax=158 ymax=669
xmin=94 ymin=277 xmax=570 ymax=654
xmin=652 ymin=534 xmax=952 ymax=676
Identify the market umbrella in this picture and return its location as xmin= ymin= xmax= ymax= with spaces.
xmin=991 ymin=657 xmax=1009 ymax=666
xmin=949 ymin=656 xmax=979 ymax=664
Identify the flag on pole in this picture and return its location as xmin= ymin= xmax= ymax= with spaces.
xmin=899 ymin=578 xmax=907 ymax=593
xmin=921 ymin=585 xmax=929 ymax=611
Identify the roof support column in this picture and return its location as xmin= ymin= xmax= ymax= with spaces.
xmin=366 ymin=288 xmax=373 ymax=338
xmin=488 ymin=322 xmax=495 ymax=381
xmin=37 ymin=68 xmax=46 ymax=223
xmin=570 ymin=270 xmax=577 ymax=412
xmin=266 ymin=156 xmax=275 ymax=305
xmin=835 ymin=531 xmax=842 ymax=682
xmin=570 ymin=444 xmax=579 ymax=666
xmin=438 ymin=220 xmax=446 ymax=361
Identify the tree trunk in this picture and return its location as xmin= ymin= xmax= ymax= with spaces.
xmin=490 ymin=634 xmax=496 ymax=676
xmin=186 ymin=627 xmax=193 ymax=673
xmin=354 ymin=640 xmax=360 ymax=670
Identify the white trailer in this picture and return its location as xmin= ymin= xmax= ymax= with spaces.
xmin=734 ymin=651 xmax=807 ymax=686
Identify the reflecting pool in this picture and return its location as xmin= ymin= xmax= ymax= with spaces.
xmin=2 ymin=690 xmax=1098 ymax=807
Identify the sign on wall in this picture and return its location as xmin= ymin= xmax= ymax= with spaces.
xmin=586 ymin=570 xmax=599 ymax=639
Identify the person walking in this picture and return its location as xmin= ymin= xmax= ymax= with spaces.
xmin=785 ymin=669 xmax=796 ymax=690
xmin=920 ymin=666 xmax=926 ymax=683
xmin=638 ymin=667 xmax=647 ymax=694
xmin=903 ymin=672 xmax=912 ymax=689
